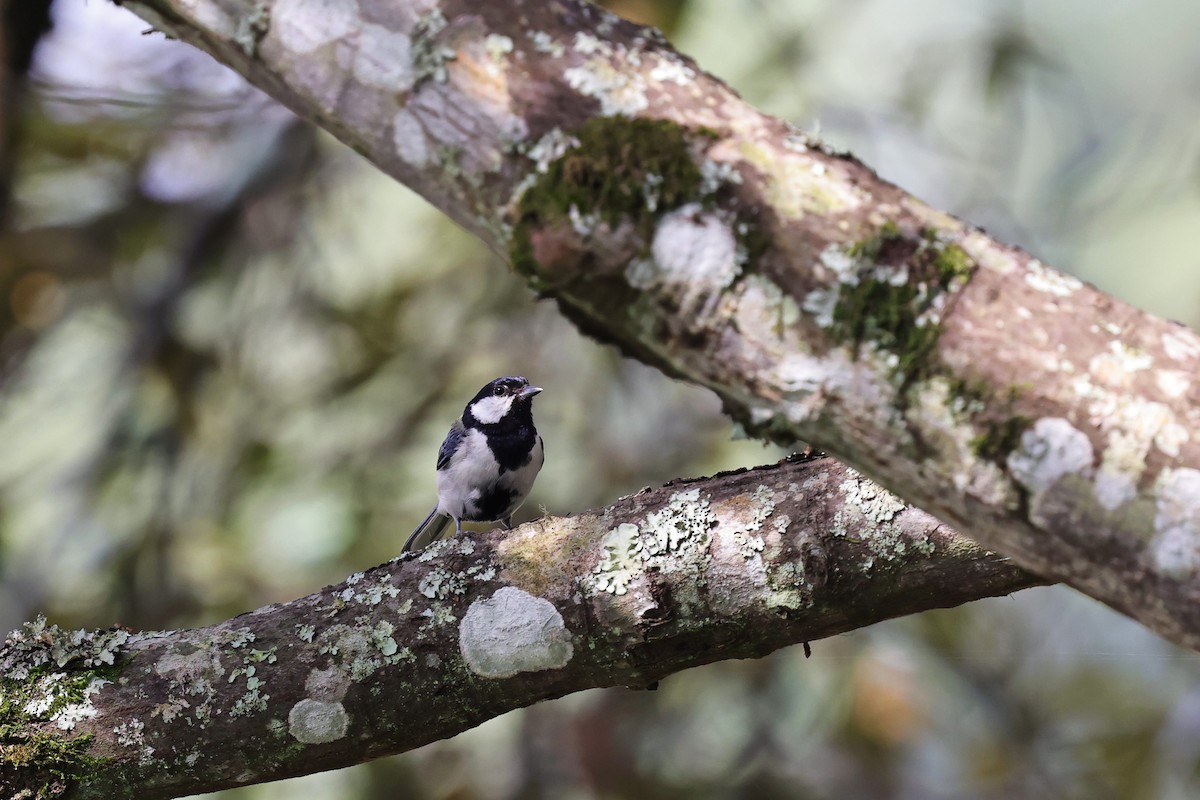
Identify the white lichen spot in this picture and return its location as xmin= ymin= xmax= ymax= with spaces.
xmin=1023 ymin=260 xmax=1082 ymax=298
xmin=296 ymin=624 xmax=316 ymax=643
xmin=567 ymin=204 xmax=600 ymax=237
xmin=1007 ymin=418 xmax=1094 ymax=493
xmin=1093 ymin=470 xmax=1137 ymax=511
xmin=525 ymin=128 xmax=580 ymax=174
xmin=271 ymin=0 xmax=358 ymax=54
xmin=1162 ymin=328 xmax=1200 ymax=363
xmin=528 ymin=30 xmax=564 ymax=57
xmin=841 ymin=475 xmax=907 ymax=525
xmin=699 ymin=158 xmax=742 ymax=195
xmin=288 ymin=699 xmax=349 ymax=744
xmin=801 ymin=287 xmax=838 ymax=329
xmin=747 ymin=485 xmax=776 ymax=531
xmin=392 ymin=110 xmax=430 ymax=168
xmin=178 ymin=0 xmax=238 ymax=38
xmin=643 ymin=488 xmax=715 ymax=558
xmin=54 ymin=677 xmax=110 ymax=730
xmin=830 ymin=472 xmax=933 ymax=568
xmin=419 ymin=566 xmax=466 ymax=599
xmin=565 ymin=60 xmax=647 ymax=116
xmin=411 ymin=8 xmax=454 ymax=83
xmin=651 ymin=204 xmax=739 ymax=285
xmin=1151 ymin=468 xmax=1200 ymax=579
xmin=114 ymin=718 xmax=155 ymax=765
xmin=628 ymin=204 xmax=739 ymax=318
xmin=959 ymin=231 xmax=1017 ymax=274
xmin=572 ymin=32 xmax=609 ymax=56
xmin=1089 ymin=341 xmax=1152 ymax=388
xmin=227 ymin=628 xmax=256 ymax=649
xmin=1156 ymin=421 xmax=1190 ymax=458
xmin=369 ymin=621 xmax=399 ymax=657
xmin=458 ymin=587 xmax=573 ymax=679
xmin=590 ymin=523 xmax=643 ymax=595
xmin=417 ymin=603 xmax=457 ymax=634
xmin=649 ymin=56 xmax=694 ymax=85
xmin=485 ymin=33 xmax=514 ymax=59
xmin=802 ymin=244 xmax=861 ymax=327
xmin=1157 ymin=369 xmax=1191 ymax=400
xmin=352 ymin=24 xmax=414 ymax=91
xmin=234 ymin=2 xmax=270 ymax=56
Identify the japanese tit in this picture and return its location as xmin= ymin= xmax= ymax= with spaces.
xmin=402 ymin=376 xmax=545 ymax=553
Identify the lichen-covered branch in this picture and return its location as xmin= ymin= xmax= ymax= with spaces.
xmin=113 ymin=0 xmax=1200 ymax=650
xmin=1 ymin=456 xmax=1040 ymax=799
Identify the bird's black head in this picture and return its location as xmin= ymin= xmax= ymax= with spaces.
xmin=463 ymin=376 xmax=542 ymax=428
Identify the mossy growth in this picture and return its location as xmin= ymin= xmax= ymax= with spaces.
xmin=959 ymin=380 xmax=1032 ymax=464
xmin=511 ymin=117 xmax=715 ymax=277
xmin=0 ymin=618 xmax=124 ymax=796
xmin=0 ymin=667 xmax=110 ymax=797
xmin=831 ymin=224 xmax=975 ymax=390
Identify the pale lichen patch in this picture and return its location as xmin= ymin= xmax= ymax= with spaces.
xmin=1089 ymin=341 xmax=1153 ymax=389
xmin=959 ymin=231 xmax=1017 ymax=274
xmin=410 ymin=8 xmax=454 ymax=83
xmin=833 ymin=472 xmax=933 ymax=569
xmin=352 ymin=24 xmax=415 ymax=91
xmin=1007 ymin=417 xmax=1094 ymax=494
xmin=737 ymin=144 xmax=865 ymax=220
xmin=392 ymin=109 xmax=431 ymax=168
xmin=1023 ymin=260 xmax=1082 ymax=297
xmin=154 ymin=645 xmax=225 ymax=725
xmin=2 ymin=618 xmax=129 ymax=680
xmin=1162 ymin=328 xmax=1200 ymax=363
xmin=628 ymin=204 xmax=739 ymax=319
xmin=1157 ymin=369 xmax=1191 ymax=400
xmin=271 ymin=0 xmax=358 ymax=54
xmin=590 ymin=522 xmax=644 ymax=596
xmin=648 ymin=55 xmax=695 ymax=85
xmin=484 ymin=33 xmax=514 ymax=65
xmin=565 ymin=59 xmax=648 ymax=116
xmin=114 ymin=718 xmax=155 ymax=765
xmin=458 ymin=587 xmax=573 ymax=679
xmin=418 ymin=566 xmax=467 ymax=599
xmin=643 ymin=488 xmax=716 ymax=562
xmin=528 ymin=30 xmax=564 ymax=57
xmin=288 ymin=698 xmax=349 ymax=744
xmin=1151 ymin=468 xmax=1200 ymax=580
xmin=21 ymin=672 xmax=110 ymax=730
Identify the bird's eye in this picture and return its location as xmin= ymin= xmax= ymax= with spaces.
xmin=493 ymin=384 xmax=505 ymax=397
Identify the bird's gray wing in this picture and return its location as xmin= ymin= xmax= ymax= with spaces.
xmin=436 ymin=417 xmax=466 ymax=471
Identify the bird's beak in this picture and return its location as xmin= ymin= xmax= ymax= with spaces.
xmin=519 ymin=385 xmax=543 ymax=400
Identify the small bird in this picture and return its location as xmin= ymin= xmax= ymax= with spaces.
xmin=402 ymin=376 xmax=545 ymax=553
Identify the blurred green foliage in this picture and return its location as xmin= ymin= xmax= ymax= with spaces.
xmin=2 ymin=1 xmax=1199 ymax=798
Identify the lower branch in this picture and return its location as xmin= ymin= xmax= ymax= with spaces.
xmin=1 ymin=456 xmax=1042 ymax=799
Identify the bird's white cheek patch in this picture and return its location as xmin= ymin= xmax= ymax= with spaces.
xmin=470 ymin=395 xmax=514 ymax=424
xmin=459 ymin=587 xmax=573 ymax=678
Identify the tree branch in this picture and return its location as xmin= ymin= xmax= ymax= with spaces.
xmin=0 ymin=456 xmax=1040 ymax=798
xmin=112 ymin=0 xmax=1200 ymax=650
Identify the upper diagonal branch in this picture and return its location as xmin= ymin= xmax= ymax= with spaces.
xmin=0 ymin=456 xmax=1040 ymax=798
xmin=115 ymin=2 xmax=1200 ymax=643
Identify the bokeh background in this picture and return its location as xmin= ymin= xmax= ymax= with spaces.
xmin=3 ymin=1 xmax=1200 ymax=798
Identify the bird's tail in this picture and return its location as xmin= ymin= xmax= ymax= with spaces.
xmin=402 ymin=506 xmax=451 ymax=553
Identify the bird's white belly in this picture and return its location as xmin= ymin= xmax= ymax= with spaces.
xmin=435 ymin=430 xmax=543 ymax=523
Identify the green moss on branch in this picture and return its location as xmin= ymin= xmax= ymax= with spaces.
xmin=511 ymin=117 xmax=715 ymax=277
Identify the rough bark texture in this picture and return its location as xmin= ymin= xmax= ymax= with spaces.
xmin=0 ymin=456 xmax=1042 ymax=798
xmin=113 ymin=0 xmax=1200 ymax=651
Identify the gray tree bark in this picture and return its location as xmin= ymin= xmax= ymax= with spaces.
xmin=113 ymin=0 xmax=1200 ymax=649
xmin=0 ymin=457 xmax=1041 ymax=798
